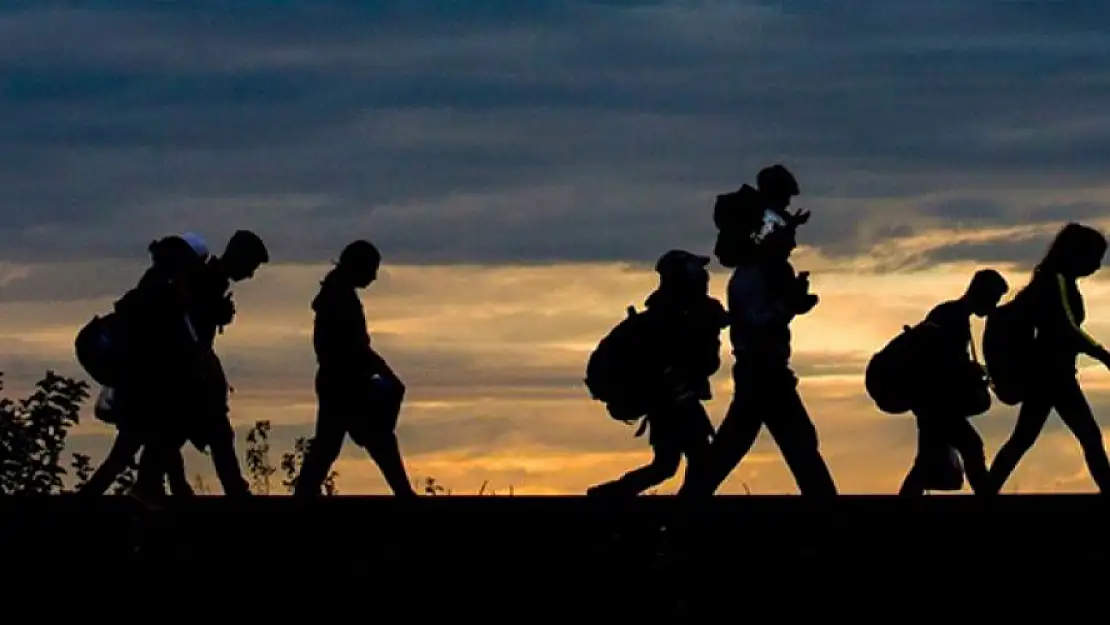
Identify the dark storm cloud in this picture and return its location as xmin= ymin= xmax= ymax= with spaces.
xmin=1 ymin=1 xmax=1109 ymax=269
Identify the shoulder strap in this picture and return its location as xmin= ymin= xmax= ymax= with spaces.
xmin=1055 ymin=272 xmax=1104 ymax=352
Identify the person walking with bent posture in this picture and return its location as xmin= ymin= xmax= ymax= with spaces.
xmin=294 ymin=240 xmax=417 ymax=497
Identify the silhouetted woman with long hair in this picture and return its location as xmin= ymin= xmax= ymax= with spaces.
xmin=988 ymin=223 xmax=1110 ymax=493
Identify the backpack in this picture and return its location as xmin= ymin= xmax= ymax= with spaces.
xmin=865 ymin=323 xmax=936 ymax=415
xmin=585 ymin=306 xmax=665 ymax=423
xmin=74 ymin=313 xmax=122 ymax=387
xmin=713 ymin=186 xmax=767 ymax=264
xmin=713 ymin=186 xmax=765 ymax=234
xmin=982 ymin=298 xmax=1035 ymax=406
xmin=348 ymin=374 xmax=405 ymax=448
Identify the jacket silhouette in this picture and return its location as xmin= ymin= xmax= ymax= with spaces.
xmin=294 ymin=240 xmax=416 ymax=497
xmin=79 ymin=236 xmax=209 ymax=503
xmin=77 ymin=247 xmax=203 ymax=498
xmin=176 ymin=230 xmax=269 ymax=496
xmin=682 ymin=166 xmax=836 ymax=498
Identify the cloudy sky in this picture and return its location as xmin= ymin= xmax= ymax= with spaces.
xmin=4 ymin=1 xmax=1110 ymax=495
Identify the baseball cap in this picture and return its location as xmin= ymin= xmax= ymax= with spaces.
xmin=655 ymin=249 xmax=711 ymax=276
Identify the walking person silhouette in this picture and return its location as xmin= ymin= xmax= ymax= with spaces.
xmin=679 ymin=165 xmax=837 ymax=497
xmin=586 ymin=249 xmax=728 ymax=498
xmin=986 ymin=223 xmax=1110 ymax=493
xmin=294 ymin=240 xmax=417 ymax=497
xmin=897 ymin=269 xmax=1008 ymax=495
xmin=179 ymin=230 xmax=269 ymax=497
xmin=77 ymin=235 xmax=210 ymax=502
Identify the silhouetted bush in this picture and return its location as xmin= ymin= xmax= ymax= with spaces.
xmin=0 ymin=371 xmax=138 ymax=494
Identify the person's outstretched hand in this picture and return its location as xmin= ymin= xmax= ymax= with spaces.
xmin=796 ymin=293 xmax=819 ymax=314
xmin=790 ymin=208 xmax=811 ymax=226
xmin=797 ymin=270 xmax=811 ymax=289
xmin=790 ymin=271 xmax=818 ymax=314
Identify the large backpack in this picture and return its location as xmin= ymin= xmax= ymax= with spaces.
xmin=74 ymin=313 xmax=122 ymax=388
xmin=982 ymin=298 xmax=1035 ymax=406
xmin=585 ymin=306 xmax=666 ymax=423
xmin=865 ymin=323 xmax=938 ymax=415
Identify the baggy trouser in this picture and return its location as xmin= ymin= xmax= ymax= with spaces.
xmin=78 ymin=387 xmax=193 ymax=497
xmin=185 ymin=352 xmax=250 ymax=496
xmin=295 ymin=371 xmax=416 ymax=497
xmin=679 ymin=360 xmax=837 ymax=497
xmin=590 ymin=400 xmax=714 ymax=497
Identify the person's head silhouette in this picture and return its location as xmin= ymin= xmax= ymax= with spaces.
xmin=222 ymin=230 xmax=269 ymax=282
xmin=1039 ymin=222 xmax=1108 ymax=279
xmin=655 ymin=249 xmax=711 ymax=296
xmin=756 ymin=164 xmax=800 ymax=211
xmin=148 ymin=235 xmax=206 ymax=301
xmin=966 ymin=269 xmax=1009 ymax=317
xmin=337 ymin=240 xmax=382 ymax=288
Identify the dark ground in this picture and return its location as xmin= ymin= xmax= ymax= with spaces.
xmin=3 ymin=494 xmax=1106 ymax=619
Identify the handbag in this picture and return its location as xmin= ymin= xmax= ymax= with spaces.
xmin=921 ymin=445 xmax=965 ymax=492
xmin=951 ymin=359 xmax=992 ymax=418
xmin=941 ymin=339 xmax=992 ymax=419
xmin=347 ymin=373 xmax=405 ymax=448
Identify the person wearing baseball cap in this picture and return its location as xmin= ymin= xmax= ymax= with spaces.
xmin=656 ymin=249 xmax=711 ymax=282
xmin=588 ymin=249 xmax=728 ymax=498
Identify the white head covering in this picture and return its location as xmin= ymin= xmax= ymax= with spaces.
xmin=180 ymin=232 xmax=210 ymax=260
